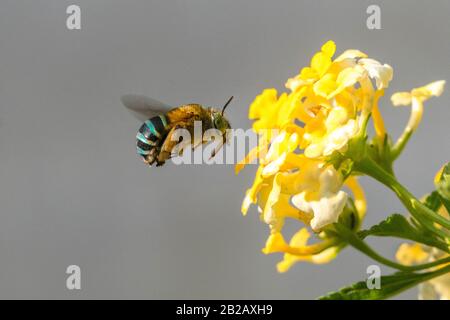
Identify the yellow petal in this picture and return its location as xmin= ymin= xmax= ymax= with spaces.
xmin=241 ymin=167 xmax=265 ymax=215
xmin=322 ymin=119 xmax=358 ymax=156
xmin=321 ymin=40 xmax=336 ymax=57
xmin=392 ymin=80 xmax=446 ymax=106
xmin=276 ymin=257 xmax=302 ymax=273
xmin=371 ymin=90 xmax=386 ymax=138
xmin=276 ymin=248 xmax=339 ymax=272
xmin=249 ymin=89 xmax=278 ymax=119
xmin=391 ymin=92 xmax=412 ymax=106
xmin=285 ymin=68 xmax=317 ymax=92
xmin=329 ymin=66 xmax=365 ymax=98
xmin=304 ymin=143 xmax=324 ymax=158
xmin=262 ymin=173 xmax=282 ymax=226
xmin=276 ymin=229 xmax=340 ymax=272
xmin=289 ymin=228 xmax=310 ymax=247
xmin=262 ymin=232 xmax=288 ymax=254
xmin=345 ymin=176 xmax=367 ymax=219
xmin=434 ymin=164 xmax=445 ymax=185
xmin=310 ymin=41 xmax=336 ymax=77
xmin=396 ymin=243 xmax=429 ymax=265
xmin=309 ymin=246 xmax=340 ymax=264
xmin=411 ymin=80 xmax=446 ymax=101
xmin=325 ymin=106 xmax=351 ymax=131
xmin=235 ymin=139 xmax=268 ymax=175
xmin=334 ymin=49 xmax=368 ymax=62
xmin=274 ymin=194 xmax=311 ymax=223
xmin=262 ymin=153 xmax=287 ymax=177
xmin=359 ymin=58 xmax=393 ymax=89
xmin=311 ymin=52 xmax=333 ymax=77
xmin=300 ymin=67 xmax=318 ymax=79
xmin=313 ymin=73 xmax=337 ymax=98
xmin=264 ymin=131 xmax=287 ymax=163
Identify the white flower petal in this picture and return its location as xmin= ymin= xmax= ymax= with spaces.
xmin=359 ymin=58 xmax=393 ymax=89
xmin=423 ymin=80 xmax=446 ymax=97
xmin=291 ymin=165 xmax=348 ymax=231
xmin=264 ymin=131 xmax=287 ymax=162
xmin=335 ymin=49 xmax=368 ymax=62
xmin=309 ymin=191 xmax=348 ymax=231
xmin=262 ymin=153 xmax=287 ymax=177
xmin=323 ymin=119 xmax=358 ymax=156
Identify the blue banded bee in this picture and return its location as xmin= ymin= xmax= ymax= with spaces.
xmin=122 ymin=95 xmax=233 ymax=166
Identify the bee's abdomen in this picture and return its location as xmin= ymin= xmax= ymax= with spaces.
xmin=136 ymin=115 xmax=169 ymax=164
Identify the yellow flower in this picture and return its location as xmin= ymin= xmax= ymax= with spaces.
xmin=396 ymin=241 xmax=450 ymax=300
xmin=291 ymin=162 xmax=348 ymax=231
xmin=344 ymin=176 xmax=367 ymax=221
xmin=391 ymin=80 xmax=445 ymax=131
xmin=238 ymin=40 xmax=447 ymax=281
xmin=429 ymin=273 xmax=450 ymax=300
xmin=288 ymin=42 xmax=392 ymax=159
xmin=237 ymin=40 xmax=391 ymax=270
xmin=396 ymin=243 xmax=429 ymax=265
xmin=262 ymin=229 xmax=340 ymax=273
xmin=358 ymin=58 xmax=393 ymax=90
xmin=287 ymin=41 xmax=392 ymax=102
xmin=302 ymin=104 xmax=359 ymax=158
xmin=261 ymin=130 xmax=301 ymax=177
xmin=285 ymin=40 xmax=336 ymax=92
xmin=257 ymin=175 xmax=366 ymax=272
xmin=249 ymin=89 xmax=280 ymax=132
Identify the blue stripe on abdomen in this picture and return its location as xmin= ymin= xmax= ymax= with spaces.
xmin=144 ymin=120 xmax=160 ymax=138
xmin=136 ymin=115 xmax=169 ymax=160
xmin=137 ymin=146 xmax=151 ymax=155
xmin=136 ymin=132 xmax=155 ymax=146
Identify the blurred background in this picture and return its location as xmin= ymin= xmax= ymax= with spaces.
xmin=0 ymin=0 xmax=448 ymax=299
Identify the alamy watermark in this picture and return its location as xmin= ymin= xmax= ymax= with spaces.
xmin=66 ymin=5 xmax=81 ymax=30
xmin=366 ymin=5 xmax=381 ymax=30
xmin=66 ymin=265 xmax=81 ymax=290
xmin=151 ymin=122 xmax=280 ymax=165
xmin=366 ymin=264 xmax=381 ymax=290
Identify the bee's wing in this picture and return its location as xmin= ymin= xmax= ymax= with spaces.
xmin=121 ymin=94 xmax=172 ymax=121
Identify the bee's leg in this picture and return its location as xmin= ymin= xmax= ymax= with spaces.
xmin=208 ymin=133 xmax=227 ymax=160
xmin=157 ymin=122 xmax=192 ymax=165
xmin=147 ymin=148 xmax=159 ymax=166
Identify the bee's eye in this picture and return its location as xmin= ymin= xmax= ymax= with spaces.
xmin=214 ymin=117 xmax=223 ymax=128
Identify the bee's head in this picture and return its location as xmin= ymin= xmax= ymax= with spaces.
xmin=211 ymin=96 xmax=233 ymax=134
xmin=212 ymin=112 xmax=231 ymax=132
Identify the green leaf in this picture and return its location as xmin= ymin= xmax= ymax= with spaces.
xmin=423 ymin=191 xmax=442 ymax=212
xmin=358 ymin=214 xmax=449 ymax=253
xmin=318 ymin=268 xmax=444 ymax=300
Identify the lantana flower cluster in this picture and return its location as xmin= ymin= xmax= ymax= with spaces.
xmin=236 ymin=40 xmax=445 ymax=273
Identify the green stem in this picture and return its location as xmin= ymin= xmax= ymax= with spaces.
xmin=410 ymin=255 xmax=450 ymax=271
xmin=354 ymin=156 xmax=450 ymax=232
xmin=391 ymin=129 xmax=413 ymax=161
xmin=419 ymin=262 xmax=450 ymax=283
xmin=383 ymin=263 xmax=450 ymax=300
xmin=334 ymin=223 xmax=450 ymax=272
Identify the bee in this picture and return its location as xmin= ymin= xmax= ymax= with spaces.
xmin=122 ymin=95 xmax=233 ymax=166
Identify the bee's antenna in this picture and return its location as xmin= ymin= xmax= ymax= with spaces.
xmin=221 ymin=96 xmax=234 ymax=115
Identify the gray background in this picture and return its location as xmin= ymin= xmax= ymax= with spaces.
xmin=0 ymin=0 xmax=449 ymax=299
